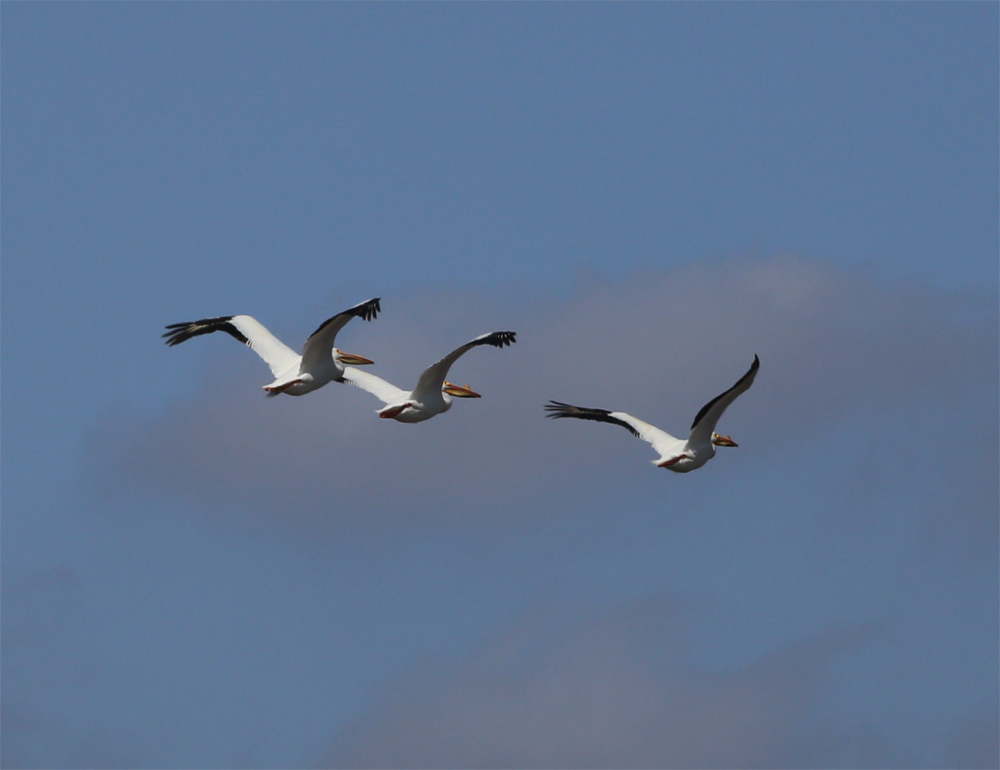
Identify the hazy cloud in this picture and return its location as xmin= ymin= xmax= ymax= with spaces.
xmin=1 ymin=568 xmax=128 ymax=770
xmin=13 ymin=256 xmax=998 ymax=767
xmin=323 ymin=596 xmax=888 ymax=769
xmin=89 ymin=257 xmax=998 ymax=531
xmin=944 ymin=717 xmax=1000 ymax=770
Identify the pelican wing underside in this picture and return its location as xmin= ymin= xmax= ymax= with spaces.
xmin=339 ymin=366 xmax=408 ymax=405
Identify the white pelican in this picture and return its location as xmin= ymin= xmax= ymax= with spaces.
xmin=545 ymin=355 xmax=759 ymax=472
xmin=163 ymin=298 xmax=381 ymax=396
xmin=340 ymin=331 xmax=516 ymax=422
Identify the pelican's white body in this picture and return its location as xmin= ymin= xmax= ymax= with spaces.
xmin=607 ymin=412 xmax=715 ymax=473
xmin=377 ymin=385 xmax=457 ymax=423
xmin=340 ymin=366 xmax=449 ymax=423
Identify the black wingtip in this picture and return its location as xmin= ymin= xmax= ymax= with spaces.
xmin=353 ymin=297 xmax=381 ymax=322
xmin=481 ymin=331 xmax=516 ymax=348
xmin=307 ymin=298 xmax=383 ymax=340
xmin=544 ymin=400 xmax=580 ymax=421
xmin=543 ymin=400 xmax=639 ymax=437
xmin=544 ymin=400 xmax=584 ymax=420
xmin=162 ymin=316 xmax=246 ymax=347
xmin=543 ymin=400 xmax=606 ymax=418
xmin=162 ymin=321 xmax=192 ymax=345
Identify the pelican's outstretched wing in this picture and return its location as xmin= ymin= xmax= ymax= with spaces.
xmin=299 ymin=297 xmax=381 ymax=373
xmin=545 ymin=401 xmax=680 ymax=456
xmin=688 ymin=355 xmax=759 ymax=444
xmin=410 ymin=331 xmax=516 ymax=402
xmin=339 ymin=367 xmax=408 ymax=405
xmin=163 ymin=315 xmax=300 ymax=378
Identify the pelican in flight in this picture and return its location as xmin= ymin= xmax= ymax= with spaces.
xmin=163 ymin=298 xmax=381 ymax=396
xmin=340 ymin=331 xmax=516 ymax=422
xmin=545 ymin=355 xmax=759 ymax=473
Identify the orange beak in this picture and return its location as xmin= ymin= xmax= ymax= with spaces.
xmin=712 ymin=433 xmax=738 ymax=447
xmin=443 ymin=381 xmax=481 ymax=398
xmin=336 ymin=349 xmax=374 ymax=366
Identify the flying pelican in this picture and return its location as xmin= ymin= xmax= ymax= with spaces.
xmin=340 ymin=331 xmax=516 ymax=422
xmin=545 ymin=355 xmax=759 ymax=472
xmin=163 ymin=298 xmax=381 ymax=396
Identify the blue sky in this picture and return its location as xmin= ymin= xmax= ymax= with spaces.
xmin=2 ymin=4 xmax=997 ymax=768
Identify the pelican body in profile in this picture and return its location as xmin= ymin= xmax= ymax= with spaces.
xmin=545 ymin=355 xmax=759 ymax=473
xmin=163 ymin=298 xmax=381 ymax=397
xmin=341 ymin=331 xmax=516 ymax=423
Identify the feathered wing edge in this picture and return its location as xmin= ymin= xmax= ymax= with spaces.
xmin=544 ymin=401 xmax=641 ymax=438
xmin=162 ymin=316 xmax=249 ymax=347
xmin=689 ymin=354 xmax=760 ymax=433
xmin=164 ymin=315 xmax=301 ymax=378
xmin=304 ymin=297 xmax=381 ymax=342
xmin=469 ymin=330 xmax=516 ymax=349
xmin=299 ymin=297 xmax=381 ymax=374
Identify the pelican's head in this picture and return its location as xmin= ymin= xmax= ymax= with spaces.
xmin=443 ymin=381 xmax=481 ymax=398
xmin=335 ymin=348 xmax=374 ymax=366
xmin=712 ymin=433 xmax=738 ymax=448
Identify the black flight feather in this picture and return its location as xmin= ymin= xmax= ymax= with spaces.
xmin=306 ymin=297 xmax=381 ymax=341
xmin=544 ymin=401 xmax=640 ymax=438
xmin=163 ymin=316 xmax=249 ymax=347
xmin=690 ymin=354 xmax=760 ymax=431
xmin=474 ymin=331 xmax=516 ymax=348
